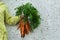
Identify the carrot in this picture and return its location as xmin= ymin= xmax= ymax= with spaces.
xmin=20 ymin=19 xmax=25 ymax=37
xmin=25 ymin=21 xmax=31 ymax=34
xmin=17 ymin=16 xmax=25 ymax=38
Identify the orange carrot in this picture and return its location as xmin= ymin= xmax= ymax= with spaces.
xmin=17 ymin=16 xmax=25 ymax=38
xmin=25 ymin=21 xmax=31 ymax=34
xmin=20 ymin=19 xmax=25 ymax=37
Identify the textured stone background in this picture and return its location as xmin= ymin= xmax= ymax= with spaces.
xmin=1 ymin=0 xmax=60 ymax=40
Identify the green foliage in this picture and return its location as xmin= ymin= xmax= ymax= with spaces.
xmin=15 ymin=3 xmax=41 ymax=30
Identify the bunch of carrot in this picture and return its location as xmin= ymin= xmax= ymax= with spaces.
xmin=16 ymin=3 xmax=40 ymax=38
xmin=17 ymin=16 xmax=31 ymax=38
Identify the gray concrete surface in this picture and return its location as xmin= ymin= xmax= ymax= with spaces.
xmin=0 ymin=0 xmax=60 ymax=40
